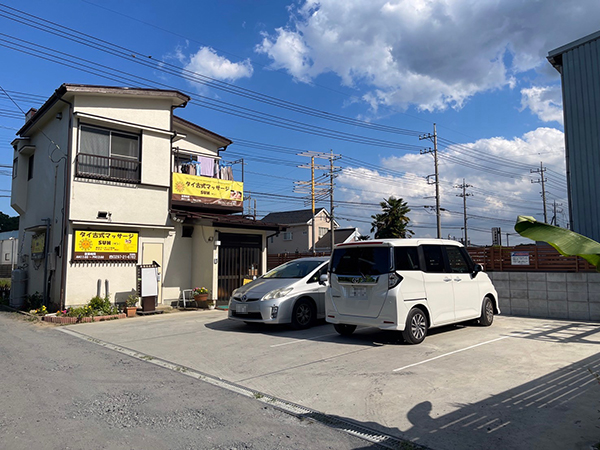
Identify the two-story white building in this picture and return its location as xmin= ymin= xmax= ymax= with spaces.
xmin=10 ymin=84 xmax=281 ymax=310
xmin=262 ymin=208 xmax=338 ymax=254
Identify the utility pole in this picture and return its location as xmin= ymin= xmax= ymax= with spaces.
xmin=420 ymin=124 xmax=441 ymax=238
xmin=531 ymin=161 xmax=548 ymax=223
xmin=550 ymin=200 xmax=562 ymax=226
xmin=454 ymin=179 xmax=473 ymax=246
xmin=296 ymin=151 xmax=341 ymax=254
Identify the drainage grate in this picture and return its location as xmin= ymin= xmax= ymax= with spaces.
xmin=59 ymin=327 xmax=425 ymax=450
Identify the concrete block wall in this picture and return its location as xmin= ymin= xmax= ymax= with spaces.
xmin=488 ymin=272 xmax=600 ymax=321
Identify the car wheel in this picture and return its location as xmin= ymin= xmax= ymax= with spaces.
xmin=479 ymin=297 xmax=494 ymax=326
xmin=291 ymin=298 xmax=315 ymax=329
xmin=402 ymin=308 xmax=427 ymax=345
xmin=334 ymin=324 xmax=357 ymax=336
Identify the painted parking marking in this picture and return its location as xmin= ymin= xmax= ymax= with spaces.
xmin=270 ymin=332 xmax=339 ymax=347
xmin=393 ymin=336 xmax=510 ymax=372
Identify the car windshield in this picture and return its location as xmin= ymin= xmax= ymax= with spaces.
xmin=330 ymin=246 xmax=391 ymax=276
xmin=262 ymin=260 xmax=324 ymax=279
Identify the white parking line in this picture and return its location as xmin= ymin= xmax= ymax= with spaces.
xmin=393 ymin=336 xmax=510 ymax=372
xmin=270 ymin=332 xmax=339 ymax=347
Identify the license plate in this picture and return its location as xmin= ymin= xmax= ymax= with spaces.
xmin=237 ymin=304 xmax=248 ymax=314
xmin=349 ymin=287 xmax=367 ymax=297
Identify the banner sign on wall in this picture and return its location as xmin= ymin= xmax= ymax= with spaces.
xmin=73 ymin=230 xmax=138 ymax=262
xmin=172 ymin=173 xmax=243 ymax=208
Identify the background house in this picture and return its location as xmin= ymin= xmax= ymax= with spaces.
xmin=10 ymin=84 xmax=281 ymax=309
xmin=314 ymin=227 xmax=362 ymax=253
xmin=262 ymin=208 xmax=338 ymax=254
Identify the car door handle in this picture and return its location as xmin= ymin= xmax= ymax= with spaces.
xmin=443 ymin=277 xmax=452 ymax=282
xmin=453 ymin=278 xmax=461 ymax=282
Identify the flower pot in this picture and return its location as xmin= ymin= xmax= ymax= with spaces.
xmin=125 ymin=306 xmax=137 ymax=317
xmin=207 ymin=303 xmax=215 ymax=310
xmin=194 ymin=293 xmax=208 ymax=302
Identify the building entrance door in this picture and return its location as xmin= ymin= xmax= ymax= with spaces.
xmin=218 ymin=233 xmax=262 ymax=301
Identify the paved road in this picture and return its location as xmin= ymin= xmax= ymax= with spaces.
xmin=0 ymin=311 xmax=375 ymax=450
xmin=64 ymin=309 xmax=600 ymax=450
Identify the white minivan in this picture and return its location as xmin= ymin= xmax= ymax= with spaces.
xmin=325 ymin=239 xmax=499 ymax=344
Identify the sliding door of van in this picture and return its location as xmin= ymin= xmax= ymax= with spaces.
xmin=446 ymin=245 xmax=480 ymax=320
xmin=421 ymin=245 xmax=455 ymax=325
xmin=329 ymin=246 xmax=390 ymax=318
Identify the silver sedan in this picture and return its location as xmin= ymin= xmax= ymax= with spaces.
xmin=228 ymin=257 xmax=329 ymax=329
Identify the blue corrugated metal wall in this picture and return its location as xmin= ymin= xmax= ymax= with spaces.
xmin=560 ymin=37 xmax=600 ymax=242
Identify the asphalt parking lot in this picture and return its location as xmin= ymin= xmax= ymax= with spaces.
xmin=63 ymin=312 xmax=600 ymax=449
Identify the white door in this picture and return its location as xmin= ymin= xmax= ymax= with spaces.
xmin=446 ymin=245 xmax=481 ymax=320
xmin=421 ymin=245 xmax=455 ymax=325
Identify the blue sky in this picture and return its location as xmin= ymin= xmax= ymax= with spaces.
xmin=1 ymin=0 xmax=599 ymax=245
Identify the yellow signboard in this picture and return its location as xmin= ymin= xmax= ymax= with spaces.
xmin=172 ymin=173 xmax=243 ymax=208
xmin=31 ymin=232 xmax=45 ymax=255
xmin=73 ymin=230 xmax=138 ymax=262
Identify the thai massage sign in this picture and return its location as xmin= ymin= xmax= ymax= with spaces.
xmin=73 ymin=230 xmax=138 ymax=262
xmin=172 ymin=173 xmax=243 ymax=208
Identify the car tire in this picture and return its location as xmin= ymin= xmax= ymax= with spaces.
xmin=402 ymin=308 xmax=428 ymax=345
xmin=479 ymin=296 xmax=494 ymax=326
xmin=334 ymin=324 xmax=357 ymax=336
xmin=291 ymin=298 xmax=315 ymax=329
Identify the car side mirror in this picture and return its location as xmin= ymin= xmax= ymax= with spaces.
xmin=319 ymin=273 xmax=328 ymax=286
xmin=472 ymin=263 xmax=483 ymax=278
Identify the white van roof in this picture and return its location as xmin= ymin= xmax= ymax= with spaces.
xmin=335 ymin=238 xmax=463 ymax=248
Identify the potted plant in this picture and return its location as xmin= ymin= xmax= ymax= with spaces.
xmin=205 ymin=299 xmax=216 ymax=310
xmin=125 ymin=294 xmax=139 ymax=317
xmin=192 ymin=287 xmax=209 ymax=302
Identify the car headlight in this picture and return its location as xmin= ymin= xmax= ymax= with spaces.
xmin=262 ymin=287 xmax=293 ymax=300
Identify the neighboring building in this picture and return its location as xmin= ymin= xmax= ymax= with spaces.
xmin=313 ymin=227 xmax=362 ymax=252
xmin=10 ymin=84 xmax=281 ymax=309
xmin=0 ymin=230 xmax=18 ymax=278
xmin=262 ymin=208 xmax=338 ymax=254
xmin=548 ymin=31 xmax=600 ymax=241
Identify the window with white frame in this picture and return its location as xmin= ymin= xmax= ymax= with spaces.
xmin=77 ymin=124 xmax=140 ymax=182
xmin=283 ymin=232 xmax=293 ymax=241
xmin=319 ymin=227 xmax=328 ymax=238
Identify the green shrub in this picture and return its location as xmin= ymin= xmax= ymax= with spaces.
xmin=24 ymin=292 xmax=43 ymax=311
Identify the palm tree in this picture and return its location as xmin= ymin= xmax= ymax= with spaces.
xmin=370 ymin=196 xmax=414 ymax=239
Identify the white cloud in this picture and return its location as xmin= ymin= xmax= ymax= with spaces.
xmin=255 ymin=0 xmax=600 ymax=111
xmin=336 ymin=127 xmax=567 ymax=242
xmin=520 ymin=85 xmax=563 ymax=124
xmin=183 ymin=47 xmax=253 ymax=82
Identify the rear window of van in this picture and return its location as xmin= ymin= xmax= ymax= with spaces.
xmin=331 ymin=246 xmax=390 ymax=275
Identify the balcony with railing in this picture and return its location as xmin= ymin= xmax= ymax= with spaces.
xmin=75 ymin=153 xmax=141 ymax=184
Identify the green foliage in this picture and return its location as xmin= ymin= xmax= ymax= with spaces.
xmin=24 ymin=291 xmax=43 ymax=311
xmin=0 ymin=212 xmax=18 ymax=232
xmin=59 ymin=295 xmax=119 ymax=317
xmin=514 ymin=215 xmax=600 ymax=270
xmin=88 ymin=295 xmax=118 ymax=315
xmin=126 ymin=293 xmax=139 ymax=307
xmin=370 ymin=196 xmax=414 ymax=239
xmin=0 ymin=278 xmax=11 ymax=289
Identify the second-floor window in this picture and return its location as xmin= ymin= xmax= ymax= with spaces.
xmin=283 ymin=232 xmax=293 ymax=241
xmin=77 ymin=124 xmax=141 ymax=183
xmin=319 ymin=227 xmax=328 ymax=238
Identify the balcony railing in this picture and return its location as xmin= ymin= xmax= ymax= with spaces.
xmin=75 ymin=153 xmax=141 ymax=184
